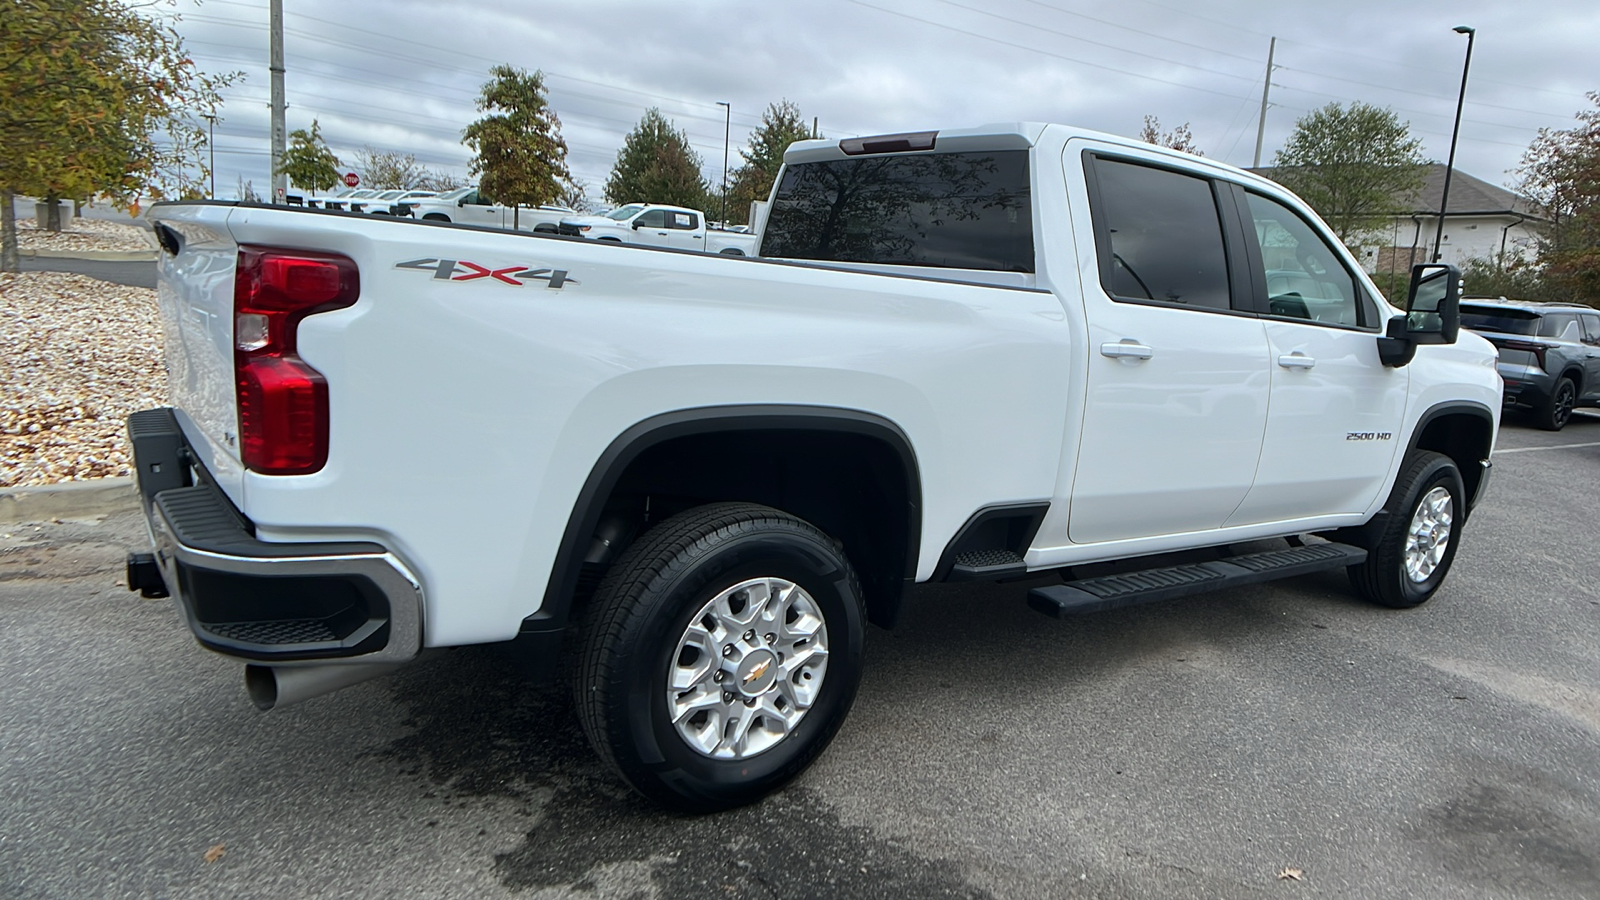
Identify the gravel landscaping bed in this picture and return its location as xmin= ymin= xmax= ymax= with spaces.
xmin=1 ymin=272 xmax=166 ymax=487
xmin=18 ymin=215 xmax=152 ymax=253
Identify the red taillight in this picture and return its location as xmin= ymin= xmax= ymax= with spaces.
xmin=234 ymin=246 xmax=359 ymax=474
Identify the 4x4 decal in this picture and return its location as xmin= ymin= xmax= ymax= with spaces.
xmin=395 ymin=258 xmax=577 ymax=289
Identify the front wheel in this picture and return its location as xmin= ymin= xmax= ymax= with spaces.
xmin=421 ymin=213 xmax=450 ymax=222
xmin=1348 ymin=450 xmax=1465 ymax=608
xmin=573 ymin=503 xmax=866 ymax=812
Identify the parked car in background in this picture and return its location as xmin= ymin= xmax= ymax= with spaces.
xmin=396 ymin=187 xmax=571 ymax=231
xmin=317 ymin=189 xmax=379 ymax=211
xmin=1459 ymin=298 xmax=1600 ymax=430
xmin=350 ymin=190 xmax=435 ymax=214
xmin=558 ymin=203 xmax=760 ymax=255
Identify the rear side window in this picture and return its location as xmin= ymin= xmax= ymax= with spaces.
xmin=762 ymin=150 xmax=1033 ymax=272
xmin=1538 ymin=312 xmax=1580 ymax=341
xmin=1582 ymin=313 xmax=1600 ymax=343
xmin=1460 ymin=306 xmax=1538 ymax=336
xmin=1088 ymin=158 xmax=1232 ymax=311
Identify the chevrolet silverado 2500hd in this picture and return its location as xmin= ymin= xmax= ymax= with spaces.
xmin=125 ymin=122 xmax=1499 ymax=811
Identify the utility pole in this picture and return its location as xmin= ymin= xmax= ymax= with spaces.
xmin=1252 ymin=36 xmax=1276 ymax=169
xmin=269 ymin=0 xmax=287 ymax=204
xmin=717 ymin=101 xmax=730 ymax=225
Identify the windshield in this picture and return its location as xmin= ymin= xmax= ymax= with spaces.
xmin=1460 ymin=306 xmax=1539 ymax=336
xmin=438 ymin=187 xmax=473 ymax=201
xmin=374 ymin=190 xmax=405 ymax=200
xmin=605 ymin=204 xmax=645 ymax=221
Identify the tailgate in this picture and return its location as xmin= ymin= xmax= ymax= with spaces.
xmin=148 ymin=204 xmax=245 ymax=501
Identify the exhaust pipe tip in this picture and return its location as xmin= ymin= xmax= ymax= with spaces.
xmin=244 ymin=664 xmax=280 ymax=711
xmin=243 ymin=653 xmax=437 ymax=712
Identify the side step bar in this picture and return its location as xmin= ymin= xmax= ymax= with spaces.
xmin=1027 ymin=542 xmax=1366 ymax=618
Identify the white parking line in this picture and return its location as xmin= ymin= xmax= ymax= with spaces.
xmin=1496 ymin=441 xmax=1600 ymax=454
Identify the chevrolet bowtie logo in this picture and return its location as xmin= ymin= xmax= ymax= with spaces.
xmin=743 ymin=659 xmax=772 ymax=684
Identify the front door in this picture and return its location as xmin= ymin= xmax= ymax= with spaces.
xmin=1225 ymin=188 xmax=1407 ymax=524
xmin=630 ymin=209 xmax=673 ymax=247
xmin=1069 ymin=152 xmax=1271 ymax=545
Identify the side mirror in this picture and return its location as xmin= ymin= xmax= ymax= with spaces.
xmin=1378 ymin=263 xmax=1462 ymax=367
xmin=632 ymin=220 xmax=644 ymax=230
xmin=1405 ymin=263 xmax=1461 ymax=345
xmin=457 ymin=198 xmax=467 ymax=208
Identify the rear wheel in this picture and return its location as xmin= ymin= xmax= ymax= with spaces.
xmin=1536 ymin=378 xmax=1577 ymax=431
xmin=421 ymin=213 xmax=450 ymax=222
xmin=1348 ymin=450 xmax=1464 ymax=608
xmin=573 ymin=503 xmax=866 ymax=812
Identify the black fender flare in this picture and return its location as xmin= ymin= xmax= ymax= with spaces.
xmin=524 ymin=405 xmax=923 ymax=636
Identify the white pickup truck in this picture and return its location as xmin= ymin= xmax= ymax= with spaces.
xmin=126 ymin=122 xmax=1499 ymax=812
xmin=396 ymin=186 xmax=572 ymax=232
xmin=559 ymin=203 xmax=761 ymax=255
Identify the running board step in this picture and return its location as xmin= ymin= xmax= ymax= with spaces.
xmin=1027 ymin=542 xmax=1367 ymax=618
xmin=948 ymin=548 xmax=1028 ymax=581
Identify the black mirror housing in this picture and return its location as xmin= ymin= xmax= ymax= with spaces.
xmin=1405 ymin=263 xmax=1462 ymax=345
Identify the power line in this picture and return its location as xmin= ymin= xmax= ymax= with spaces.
xmin=846 ymin=0 xmax=1261 ymax=102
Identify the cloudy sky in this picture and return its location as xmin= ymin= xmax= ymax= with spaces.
xmin=166 ymin=0 xmax=1600 ymax=204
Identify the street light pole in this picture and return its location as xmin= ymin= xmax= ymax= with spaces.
xmin=716 ymin=101 xmax=731 ymax=226
xmin=1433 ymin=25 xmax=1475 ymax=263
xmin=201 ymin=113 xmax=217 ymax=198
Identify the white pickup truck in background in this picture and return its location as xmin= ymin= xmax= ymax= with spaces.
xmin=397 ymin=186 xmax=573 ymax=231
xmin=127 ymin=122 xmax=1498 ymax=812
xmin=559 ymin=202 xmax=761 ymax=255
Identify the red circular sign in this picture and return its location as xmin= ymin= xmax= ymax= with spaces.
xmin=343 ymin=172 xmax=360 ymax=187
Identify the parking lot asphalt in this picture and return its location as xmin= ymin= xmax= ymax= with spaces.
xmin=2 ymin=414 xmax=1597 ymax=899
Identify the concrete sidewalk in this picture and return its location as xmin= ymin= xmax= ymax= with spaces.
xmin=0 ymin=477 xmax=138 ymax=524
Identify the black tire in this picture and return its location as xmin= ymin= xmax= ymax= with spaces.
xmin=532 ymin=223 xmax=558 ymax=233
xmin=573 ymin=502 xmax=866 ymax=812
xmin=1347 ymin=450 xmax=1465 ymax=608
xmin=421 ymin=213 xmax=450 ymax=222
xmin=1536 ymin=378 xmax=1577 ymax=431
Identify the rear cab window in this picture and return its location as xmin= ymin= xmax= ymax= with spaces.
xmin=762 ymin=150 xmax=1034 ymax=272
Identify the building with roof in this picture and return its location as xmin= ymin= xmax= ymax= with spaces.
xmin=1250 ymin=164 xmax=1547 ymax=276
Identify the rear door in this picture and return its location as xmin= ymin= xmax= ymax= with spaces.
xmin=1580 ymin=313 xmax=1600 ymax=400
xmin=665 ymin=209 xmax=705 ymax=251
xmin=1223 ymin=187 xmax=1407 ymax=525
xmin=1068 ymin=150 xmax=1270 ymax=544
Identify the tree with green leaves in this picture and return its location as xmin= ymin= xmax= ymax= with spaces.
xmin=725 ymin=100 xmax=814 ymax=224
xmin=1515 ymin=91 xmax=1600 ymax=304
xmin=276 ymin=120 xmax=342 ymax=195
xmin=1270 ymin=102 xmax=1427 ymax=247
xmin=604 ymin=108 xmax=710 ymax=210
xmin=1138 ymin=116 xmax=1203 ymax=156
xmin=463 ymin=64 xmax=569 ymax=229
xmin=1 ymin=0 xmax=237 ymax=271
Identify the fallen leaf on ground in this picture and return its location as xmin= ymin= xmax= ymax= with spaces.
xmin=204 ymin=844 xmax=226 ymax=863
xmin=1277 ymin=867 xmax=1303 ymax=881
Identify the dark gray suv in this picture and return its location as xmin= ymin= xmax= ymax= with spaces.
xmin=1459 ymin=298 xmax=1600 ymax=430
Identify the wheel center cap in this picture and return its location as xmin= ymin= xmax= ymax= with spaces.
xmin=734 ymin=649 xmax=778 ymax=696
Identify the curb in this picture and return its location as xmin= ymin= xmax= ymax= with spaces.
xmin=20 ymin=248 xmax=158 ymax=262
xmin=0 ymin=477 xmax=139 ymax=524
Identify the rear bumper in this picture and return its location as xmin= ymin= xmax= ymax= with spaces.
xmin=127 ymin=408 xmax=424 ymax=665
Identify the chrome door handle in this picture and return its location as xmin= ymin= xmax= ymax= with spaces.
xmin=1100 ymin=340 xmax=1153 ymax=360
xmin=1278 ymin=353 xmax=1316 ymax=369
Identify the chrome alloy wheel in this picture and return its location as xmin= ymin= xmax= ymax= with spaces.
xmin=1404 ymin=486 xmax=1454 ymax=583
xmin=666 ymin=577 xmax=829 ymax=760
